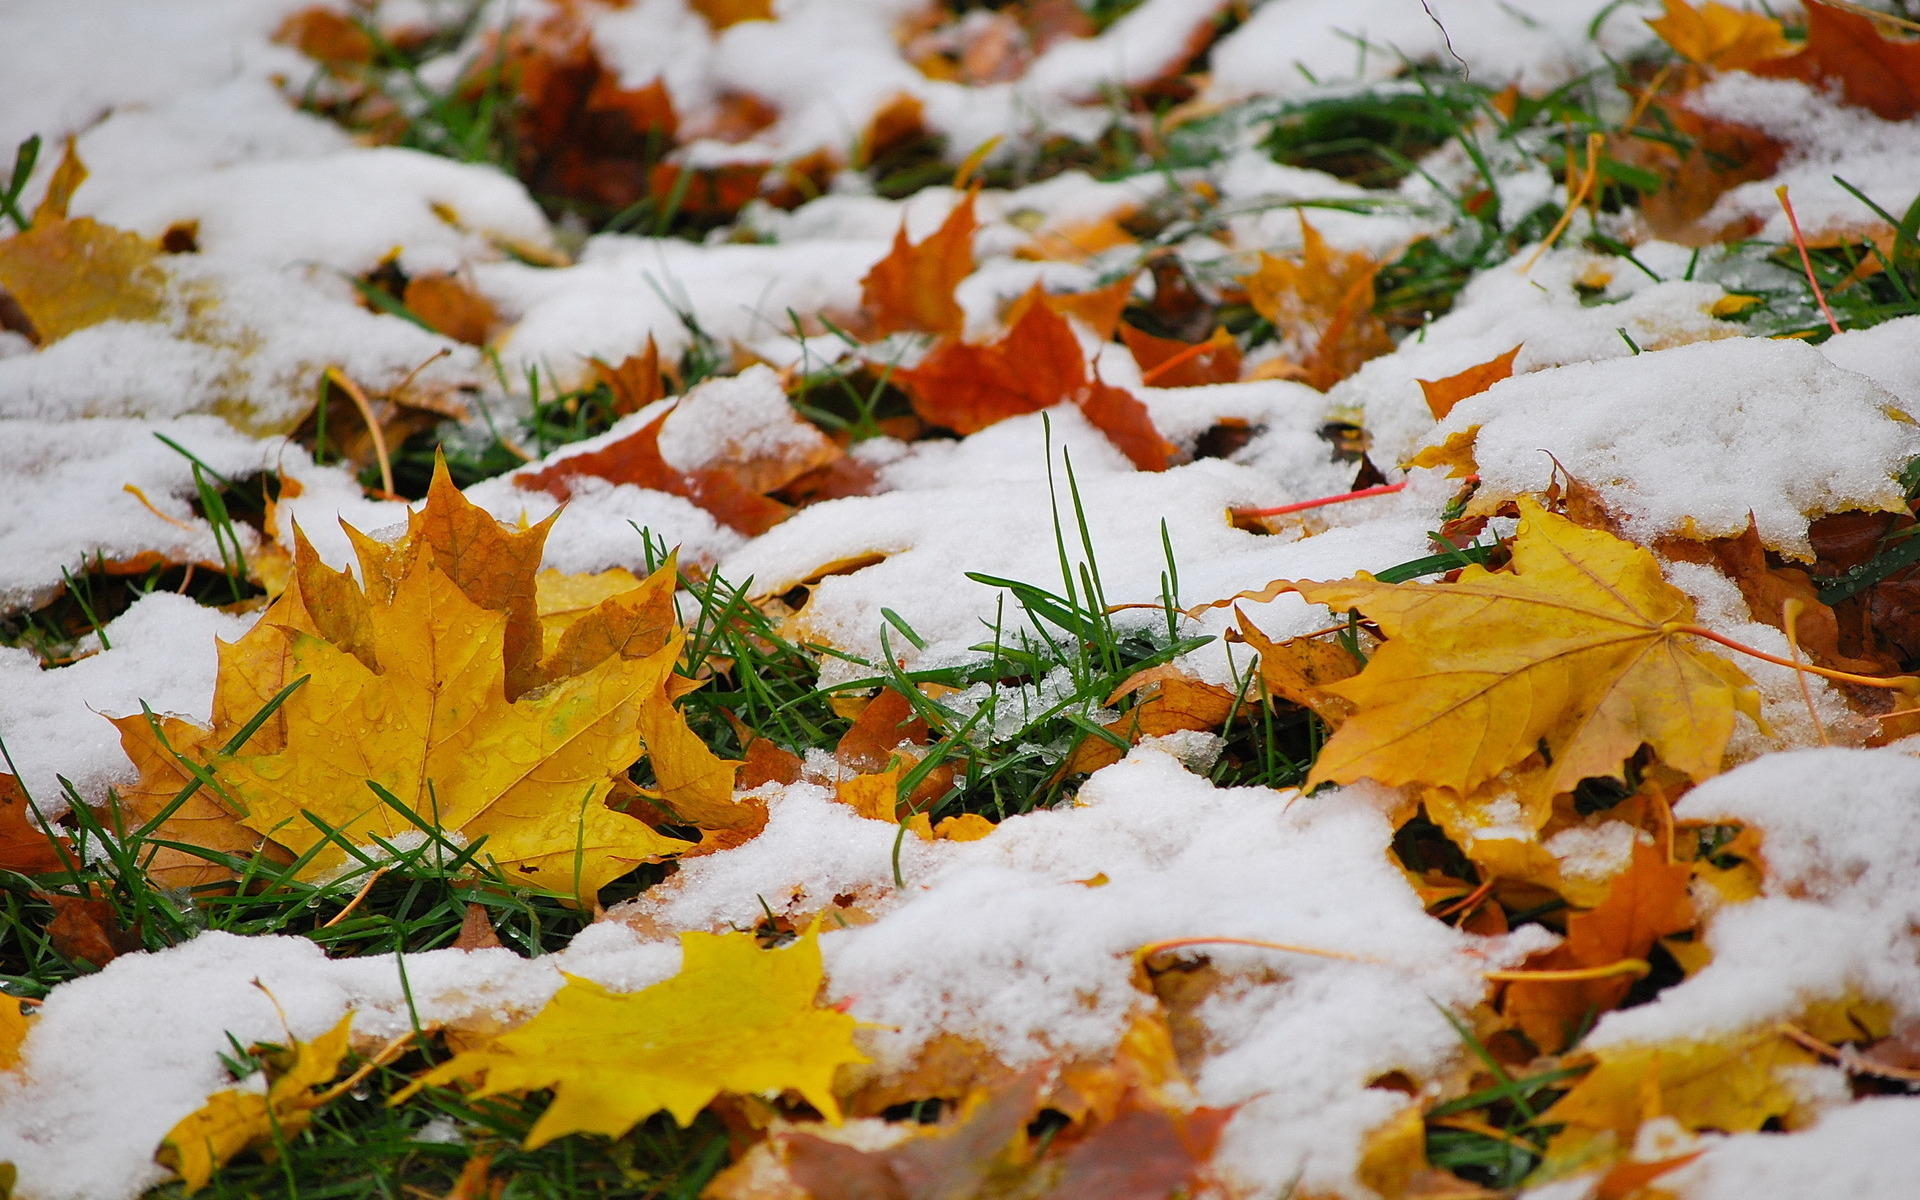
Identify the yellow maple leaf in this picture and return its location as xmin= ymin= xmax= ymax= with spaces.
xmin=406 ymin=927 xmax=865 ymax=1147
xmin=0 ymin=997 xmax=30 ymax=1072
xmin=1537 ymin=1029 xmax=1814 ymax=1174
xmin=156 ymin=1014 xmax=355 ymax=1193
xmin=1285 ymin=499 xmax=1761 ymax=797
xmin=1647 ymin=0 xmax=1796 ymax=72
xmin=111 ymin=460 xmax=707 ymax=901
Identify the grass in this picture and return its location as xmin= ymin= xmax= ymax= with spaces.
xmin=8 ymin=4 xmax=1920 ymax=1195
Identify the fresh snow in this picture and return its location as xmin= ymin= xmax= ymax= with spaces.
xmin=2 ymin=1 xmax=1918 ymax=1198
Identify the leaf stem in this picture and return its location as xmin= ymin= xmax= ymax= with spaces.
xmin=1670 ymin=623 xmax=1920 ymax=691
xmin=1485 ymin=958 xmax=1649 ymax=983
xmin=1775 ymin=184 xmax=1842 ymax=336
xmin=1133 ymin=935 xmax=1383 ymax=966
xmin=1232 ymin=480 xmax=1407 ymax=519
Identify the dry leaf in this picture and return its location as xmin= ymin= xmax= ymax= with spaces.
xmin=402 ymin=274 xmax=498 ymax=346
xmin=1755 ymin=0 xmax=1920 ymax=121
xmin=689 ymin=0 xmax=774 ymax=31
xmin=1231 ymin=613 xmax=1359 ymax=725
xmin=112 ymin=462 xmax=704 ymax=901
xmin=0 ymin=998 xmax=30 ymax=1073
xmin=0 ymin=774 xmax=68 ymax=875
xmin=591 ymin=338 xmax=666 ymax=415
xmin=1287 ymin=499 xmax=1762 ymax=797
xmin=895 ymin=300 xmax=1174 ymax=470
xmin=1646 ymin=0 xmax=1794 ymax=71
xmin=1122 ymin=324 xmax=1242 ymax=388
xmin=1503 ymin=841 xmax=1694 ymax=1052
xmin=1417 ymin=345 xmax=1521 ymax=422
xmin=157 ymin=1014 xmax=355 ymax=1193
xmin=406 ymin=927 xmax=865 ymax=1146
xmin=1238 ymin=215 xmax=1394 ymax=391
xmin=860 ymin=194 xmax=976 ymax=339
xmin=1064 ymin=665 xmax=1238 ymax=775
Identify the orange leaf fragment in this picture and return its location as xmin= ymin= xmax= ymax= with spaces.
xmin=1417 ymin=344 xmax=1521 ymax=422
xmin=273 ymin=7 xmax=375 ymax=69
xmin=860 ymin=193 xmax=977 ymax=339
xmin=1503 ymin=841 xmax=1694 ymax=1052
xmin=1646 ymin=0 xmax=1794 ymax=71
xmin=1030 ymin=271 xmax=1138 ymax=340
xmin=1231 ymin=614 xmax=1358 ymax=725
xmin=1238 ymin=215 xmax=1394 ymax=391
xmin=591 ymin=337 xmax=666 ymax=415
xmin=1123 ymin=324 xmax=1242 ymax=388
xmin=401 ymin=274 xmax=498 ymax=346
xmin=1755 ymin=0 xmax=1920 ymax=120
xmin=1064 ymin=665 xmax=1238 ymax=775
xmin=0 ymin=774 xmax=68 ymax=876
xmin=689 ymin=0 xmax=774 ymax=31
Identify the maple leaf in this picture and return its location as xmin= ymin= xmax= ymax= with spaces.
xmin=1122 ymin=324 xmax=1243 ymax=388
xmin=1063 ymin=665 xmax=1238 ymax=775
xmin=1232 ymin=613 xmax=1359 ymax=726
xmin=689 ymin=0 xmax=774 ymax=31
xmin=1238 ymin=215 xmax=1394 ymax=391
xmin=894 ymin=300 xmax=1174 ymax=470
xmin=1755 ymin=0 xmax=1920 ymax=121
xmin=1417 ymin=344 xmax=1521 ymax=422
xmin=407 ymin=927 xmax=865 ymax=1147
xmin=1538 ymin=1028 xmax=1815 ymax=1171
xmin=1503 ymin=841 xmax=1695 ymax=1052
xmin=860 ymin=193 xmax=977 ymax=339
xmin=113 ymin=462 xmax=712 ymax=900
xmin=1646 ymin=0 xmax=1795 ymax=72
xmin=156 ymin=1014 xmax=355 ymax=1193
xmin=1283 ymin=499 xmax=1762 ymax=798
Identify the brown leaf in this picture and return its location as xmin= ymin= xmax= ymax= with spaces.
xmin=1612 ymin=102 xmax=1783 ymax=244
xmin=454 ymin=903 xmax=505 ymax=951
xmin=273 ymin=7 xmax=375 ymax=69
xmin=1065 ymin=665 xmax=1238 ymax=774
xmin=403 ymin=274 xmax=498 ymax=346
xmin=689 ymin=0 xmax=774 ymax=31
xmin=1417 ymin=344 xmax=1521 ymax=422
xmin=860 ymin=194 xmax=977 ymax=339
xmin=45 ymin=893 xmax=138 ymax=969
xmin=1755 ymin=0 xmax=1920 ymax=121
xmin=837 ymin=689 xmax=930 ymax=775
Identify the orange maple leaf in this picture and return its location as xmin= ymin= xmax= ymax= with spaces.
xmin=1280 ymin=499 xmax=1762 ymax=798
xmin=1503 ymin=840 xmax=1695 ymax=1052
xmin=1417 ymin=345 xmax=1520 ymax=422
xmin=894 ymin=300 xmax=1174 ymax=470
xmin=1238 ymin=215 xmax=1394 ymax=391
xmin=1755 ymin=0 xmax=1920 ymax=120
xmin=860 ymin=194 xmax=978 ymax=339
xmin=1122 ymin=324 xmax=1243 ymax=388
xmin=0 ymin=775 xmax=68 ymax=876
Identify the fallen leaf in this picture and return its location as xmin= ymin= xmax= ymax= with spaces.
xmin=1610 ymin=102 xmax=1784 ymax=244
xmin=0 ymin=774 xmax=68 ymax=875
xmin=274 ymin=7 xmax=375 ymax=69
xmin=895 ymin=300 xmax=1174 ymax=470
xmin=1064 ymin=665 xmax=1238 ymax=775
xmin=1646 ymin=0 xmax=1794 ymax=71
xmin=1239 ymin=215 xmax=1395 ymax=391
xmin=157 ymin=1014 xmax=355 ymax=1193
xmin=860 ymin=194 xmax=977 ymax=339
xmin=1231 ymin=613 xmax=1359 ymax=725
xmin=402 ymin=274 xmax=498 ymax=346
xmin=1503 ymin=841 xmax=1694 ymax=1052
xmin=689 ymin=0 xmax=774 ymax=31
xmin=1122 ymin=324 xmax=1242 ymax=388
xmin=454 ymin=902 xmax=504 ymax=951
xmin=406 ymin=927 xmax=865 ymax=1146
xmin=43 ymin=892 xmax=139 ymax=969
xmin=0 ymin=998 xmax=29 ymax=1072
xmin=591 ymin=337 xmax=666 ymax=415
xmin=113 ymin=462 xmax=702 ymax=901
xmin=1417 ymin=345 xmax=1521 ymax=422
xmin=1285 ymin=499 xmax=1762 ymax=797
xmin=0 ymin=153 xmax=170 ymax=345
xmin=1755 ymin=0 xmax=1920 ymax=121
xmin=1539 ymin=1029 xmax=1814 ymax=1169
xmin=1043 ymin=1097 xmax=1231 ymax=1200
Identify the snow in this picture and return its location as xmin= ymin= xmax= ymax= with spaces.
xmin=5 ymin=1 xmax=1920 ymax=1197
xmin=1420 ymin=336 xmax=1920 ymax=558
